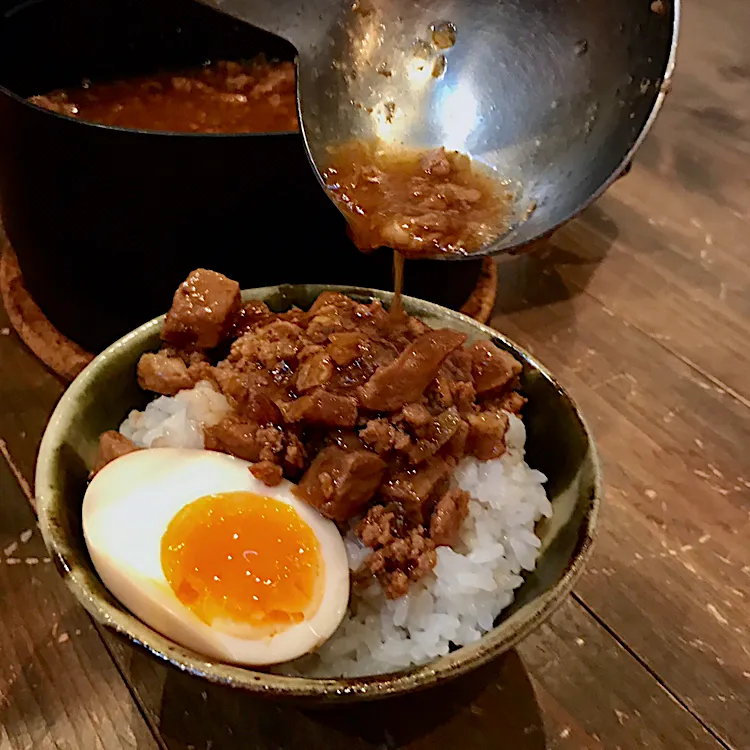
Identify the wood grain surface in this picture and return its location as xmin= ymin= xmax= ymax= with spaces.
xmin=0 ymin=438 xmax=159 ymax=750
xmin=1 ymin=0 xmax=749 ymax=746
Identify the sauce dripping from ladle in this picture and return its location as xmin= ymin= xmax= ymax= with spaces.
xmin=391 ymin=251 xmax=405 ymax=324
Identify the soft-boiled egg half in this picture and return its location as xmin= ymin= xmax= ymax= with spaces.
xmin=83 ymin=448 xmax=350 ymax=666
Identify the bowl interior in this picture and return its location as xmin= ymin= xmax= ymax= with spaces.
xmin=299 ymin=0 xmax=677 ymax=254
xmin=35 ymin=285 xmax=599 ymax=702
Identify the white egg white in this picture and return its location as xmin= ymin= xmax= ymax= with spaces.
xmin=83 ymin=448 xmax=350 ymax=666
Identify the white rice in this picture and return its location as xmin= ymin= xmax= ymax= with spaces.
xmin=120 ymin=381 xmax=551 ymax=677
xmin=120 ymin=380 xmax=232 ymax=449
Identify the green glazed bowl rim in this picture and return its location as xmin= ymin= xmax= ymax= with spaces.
xmin=35 ymin=284 xmax=601 ymax=703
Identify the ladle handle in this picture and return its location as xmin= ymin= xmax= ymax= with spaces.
xmin=195 ymin=0 xmax=327 ymax=53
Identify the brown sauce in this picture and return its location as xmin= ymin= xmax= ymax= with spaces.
xmin=390 ymin=251 xmax=406 ymax=324
xmin=322 ymin=141 xmax=514 ymax=259
xmin=28 ymin=59 xmax=299 ymax=134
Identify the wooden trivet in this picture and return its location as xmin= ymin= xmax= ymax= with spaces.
xmin=459 ymin=257 xmax=497 ymax=325
xmin=0 ymin=246 xmax=497 ymax=383
xmin=0 ymin=246 xmax=93 ymax=382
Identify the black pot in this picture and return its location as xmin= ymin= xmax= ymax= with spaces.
xmin=0 ymin=0 xmax=482 ymax=353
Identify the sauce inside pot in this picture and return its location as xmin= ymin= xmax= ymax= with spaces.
xmin=29 ymin=59 xmax=298 ymax=134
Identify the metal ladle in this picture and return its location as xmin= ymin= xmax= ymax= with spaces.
xmin=197 ymin=0 xmax=678 ymax=258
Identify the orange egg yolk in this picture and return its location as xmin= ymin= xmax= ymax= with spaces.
xmin=161 ymin=492 xmax=321 ymax=629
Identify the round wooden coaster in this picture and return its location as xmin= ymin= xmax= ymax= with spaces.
xmin=1 ymin=247 xmax=497 ymax=382
xmin=0 ymin=246 xmax=93 ymax=382
xmin=459 ymin=257 xmax=497 ymax=325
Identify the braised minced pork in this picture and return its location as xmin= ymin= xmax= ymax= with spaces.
xmin=98 ymin=269 xmax=525 ymax=598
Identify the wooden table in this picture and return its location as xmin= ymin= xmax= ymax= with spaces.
xmin=1 ymin=2 xmax=748 ymax=747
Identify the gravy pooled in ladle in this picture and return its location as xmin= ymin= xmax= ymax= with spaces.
xmin=323 ymin=141 xmax=514 ymax=259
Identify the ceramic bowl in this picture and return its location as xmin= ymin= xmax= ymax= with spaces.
xmin=35 ymin=284 xmax=600 ymax=704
